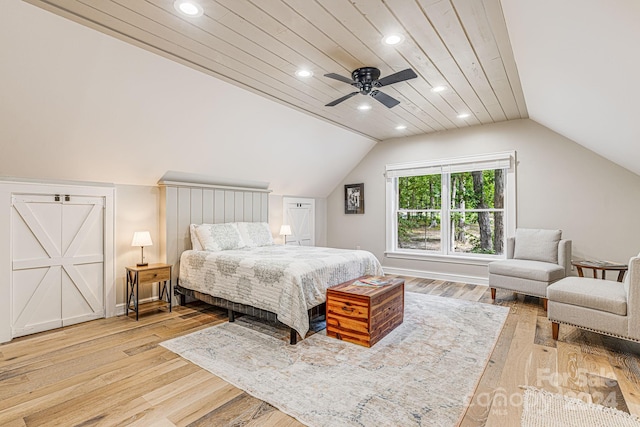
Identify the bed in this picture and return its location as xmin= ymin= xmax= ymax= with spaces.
xmin=176 ymin=222 xmax=383 ymax=343
xmin=158 ymin=175 xmax=382 ymax=343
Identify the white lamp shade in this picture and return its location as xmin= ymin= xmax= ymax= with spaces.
xmin=279 ymin=225 xmax=292 ymax=236
xmin=131 ymin=231 xmax=153 ymax=247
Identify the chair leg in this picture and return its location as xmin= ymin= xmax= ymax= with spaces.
xmin=490 ymin=288 xmax=496 ymax=300
xmin=552 ymin=322 xmax=559 ymax=340
xmin=542 ymin=298 xmax=548 ymax=311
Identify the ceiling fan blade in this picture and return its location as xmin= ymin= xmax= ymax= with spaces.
xmin=370 ymin=90 xmax=400 ymax=108
xmin=325 ymin=91 xmax=360 ymax=107
xmin=376 ymin=68 xmax=418 ymax=87
xmin=324 ymin=73 xmax=356 ymax=85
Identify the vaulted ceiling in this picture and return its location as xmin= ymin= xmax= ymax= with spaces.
xmin=27 ymin=0 xmax=527 ymax=141
xmin=8 ymin=0 xmax=640 ymax=190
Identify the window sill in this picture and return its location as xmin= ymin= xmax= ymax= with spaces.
xmin=384 ymin=250 xmax=503 ymax=266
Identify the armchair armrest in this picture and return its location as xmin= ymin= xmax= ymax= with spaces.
xmin=626 ymin=256 xmax=640 ymax=339
xmin=506 ymin=237 xmax=515 ymax=259
xmin=557 ymin=240 xmax=572 ymax=276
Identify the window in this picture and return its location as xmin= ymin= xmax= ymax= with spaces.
xmin=386 ymin=152 xmax=515 ymax=260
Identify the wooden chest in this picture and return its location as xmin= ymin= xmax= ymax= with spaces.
xmin=326 ymin=277 xmax=404 ymax=347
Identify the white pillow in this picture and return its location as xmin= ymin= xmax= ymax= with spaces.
xmin=190 ymin=224 xmax=204 ymax=251
xmin=195 ymin=223 xmax=246 ymax=252
xmin=513 ymin=228 xmax=562 ymax=263
xmin=236 ymin=222 xmax=274 ymax=247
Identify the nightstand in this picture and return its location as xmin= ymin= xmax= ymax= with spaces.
xmin=125 ymin=263 xmax=172 ymax=320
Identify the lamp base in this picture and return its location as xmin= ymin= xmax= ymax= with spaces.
xmin=136 ymin=262 xmax=148 ymax=267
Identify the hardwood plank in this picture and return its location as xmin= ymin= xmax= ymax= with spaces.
xmin=3 ymin=277 xmax=640 ymax=426
xmin=186 ymin=392 xmax=276 ymax=427
xmin=534 ymin=315 xmax=557 ymax=348
xmin=459 ymin=298 xmax=518 ymax=426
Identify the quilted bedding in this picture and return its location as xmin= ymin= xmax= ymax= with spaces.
xmin=179 ymin=245 xmax=383 ymax=338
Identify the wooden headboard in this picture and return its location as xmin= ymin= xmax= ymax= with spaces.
xmin=158 ymin=172 xmax=271 ymax=286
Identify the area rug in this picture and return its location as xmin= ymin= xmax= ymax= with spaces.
xmin=161 ymin=292 xmax=509 ymax=427
xmin=521 ymin=386 xmax=640 ymax=426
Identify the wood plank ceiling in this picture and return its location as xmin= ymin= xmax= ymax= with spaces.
xmin=27 ymin=0 xmax=528 ymax=141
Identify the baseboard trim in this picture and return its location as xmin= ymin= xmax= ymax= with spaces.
xmin=382 ymin=266 xmax=488 ymax=286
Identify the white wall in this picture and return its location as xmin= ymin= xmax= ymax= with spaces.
xmin=115 ymin=185 xmax=161 ymax=307
xmin=501 ymin=0 xmax=640 ymax=177
xmin=327 ymin=119 xmax=640 ymax=283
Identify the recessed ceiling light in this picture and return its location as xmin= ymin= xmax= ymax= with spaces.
xmin=174 ymin=0 xmax=203 ymax=17
xmin=383 ymin=34 xmax=405 ymax=46
xmin=357 ymin=104 xmax=372 ymax=111
xmin=395 ymin=125 xmax=407 ymax=130
xmin=457 ymin=113 xmax=470 ymax=119
xmin=430 ymin=85 xmax=447 ymax=93
xmin=295 ymin=69 xmax=313 ymax=78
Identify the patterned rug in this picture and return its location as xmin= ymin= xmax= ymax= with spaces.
xmin=161 ymin=292 xmax=509 ymax=427
xmin=521 ymin=387 xmax=640 ymax=426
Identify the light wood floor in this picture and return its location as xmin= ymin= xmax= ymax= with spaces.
xmin=2 ymin=277 xmax=640 ymax=426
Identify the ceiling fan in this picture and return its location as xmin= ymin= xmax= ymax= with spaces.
xmin=324 ymin=67 xmax=417 ymax=108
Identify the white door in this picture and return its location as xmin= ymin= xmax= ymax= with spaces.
xmin=11 ymin=194 xmax=105 ymax=337
xmin=283 ymin=197 xmax=315 ymax=246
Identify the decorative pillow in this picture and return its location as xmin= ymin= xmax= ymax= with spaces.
xmin=190 ymin=224 xmax=204 ymax=251
xmin=236 ymin=222 xmax=274 ymax=247
xmin=513 ymin=228 xmax=562 ymax=264
xmin=195 ymin=223 xmax=246 ymax=252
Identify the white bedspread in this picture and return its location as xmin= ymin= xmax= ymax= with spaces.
xmin=179 ymin=245 xmax=383 ymax=338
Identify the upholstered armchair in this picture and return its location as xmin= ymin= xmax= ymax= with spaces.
xmin=488 ymin=229 xmax=571 ymax=309
xmin=548 ymin=253 xmax=640 ymax=341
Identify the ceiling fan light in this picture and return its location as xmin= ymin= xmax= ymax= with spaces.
xmin=395 ymin=125 xmax=407 ymax=130
xmin=357 ymin=104 xmax=372 ymax=111
xmin=383 ymin=34 xmax=405 ymax=46
xmin=295 ymin=69 xmax=313 ymax=78
xmin=457 ymin=113 xmax=470 ymax=119
xmin=174 ymin=0 xmax=203 ymax=17
xmin=431 ymin=85 xmax=447 ymax=93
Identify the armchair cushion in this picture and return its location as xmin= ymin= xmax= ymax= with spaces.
xmin=547 ymin=277 xmax=627 ymax=316
xmin=489 ymin=259 xmax=565 ymax=282
xmin=513 ymin=228 xmax=562 ymax=264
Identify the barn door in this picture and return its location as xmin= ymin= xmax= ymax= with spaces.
xmin=11 ymin=194 xmax=105 ymax=337
xmin=283 ymin=197 xmax=315 ymax=246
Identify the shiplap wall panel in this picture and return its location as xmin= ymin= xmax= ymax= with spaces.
xmin=243 ymin=192 xmax=253 ymax=222
xmin=253 ymin=193 xmax=262 ymax=221
xmin=160 ymin=183 xmax=271 ymax=305
xmin=224 ymin=191 xmax=235 ymax=222
xmin=164 ymin=186 xmax=178 ymax=282
xmin=177 ymin=187 xmax=191 ymax=254
xmin=261 ymin=193 xmax=268 ymax=222
xmin=190 ymin=188 xmax=203 ymax=226
xmin=202 ymin=189 xmax=214 ymax=223
xmin=214 ymin=190 xmax=225 ymax=223
xmin=234 ymin=191 xmax=244 ymax=221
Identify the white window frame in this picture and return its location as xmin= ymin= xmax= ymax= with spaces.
xmin=385 ymin=151 xmax=516 ymax=263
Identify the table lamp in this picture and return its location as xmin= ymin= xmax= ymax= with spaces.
xmin=279 ymin=224 xmax=292 ymax=245
xmin=131 ymin=231 xmax=153 ymax=267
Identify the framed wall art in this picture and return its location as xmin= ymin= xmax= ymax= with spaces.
xmin=344 ymin=183 xmax=364 ymax=214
